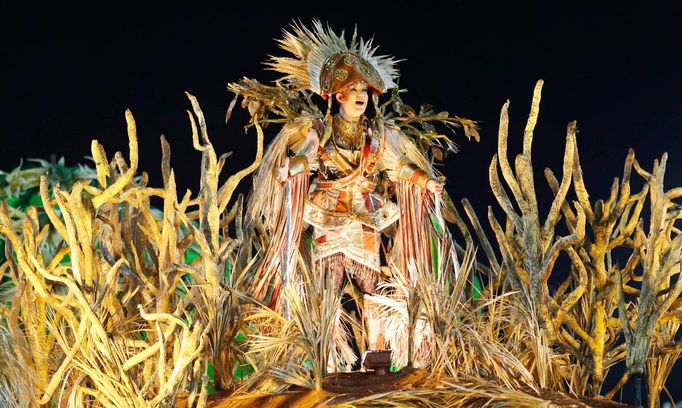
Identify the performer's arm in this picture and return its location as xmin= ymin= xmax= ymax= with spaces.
xmin=396 ymin=157 xmax=432 ymax=188
xmin=277 ymin=127 xmax=320 ymax=182
xmin=396 ymin=158 xmax=444 ymax=195
xmin=381 ymin=126 xmax=444 ymax=194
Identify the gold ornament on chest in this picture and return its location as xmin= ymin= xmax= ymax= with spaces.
xmin=332 ymin=114 xmax=365 ymax=149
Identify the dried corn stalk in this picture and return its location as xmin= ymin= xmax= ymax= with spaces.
xmin=458 ymin=80 xmax=681 ymax=398
xmin=0 ymin=94 xmax=261 ymax=406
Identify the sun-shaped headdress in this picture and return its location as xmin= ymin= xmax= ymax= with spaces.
xmin=266 ymin=20 xmax=400 ymax=99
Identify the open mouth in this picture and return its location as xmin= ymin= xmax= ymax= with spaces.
xmin=355 ymin=100 xmax=366 ymax=106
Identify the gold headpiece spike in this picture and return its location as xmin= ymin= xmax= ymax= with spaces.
xmin=266 ymin=20 xmax=400 ymax=98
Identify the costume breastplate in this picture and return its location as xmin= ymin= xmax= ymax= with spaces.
xmin=317 ymin=122 xmax=383 ymax=183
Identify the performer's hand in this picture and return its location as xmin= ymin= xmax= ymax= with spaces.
xmin=426 ymin=178 xmax=444 ymax=196
xmin=276 ymin=157 xmax=290 ymax=183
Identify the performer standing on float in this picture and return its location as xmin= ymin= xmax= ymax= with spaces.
xmin=235 ymin=21 xmax=468 ymax=368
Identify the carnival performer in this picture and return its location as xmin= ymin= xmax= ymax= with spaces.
xmin=232 ymin=21 xmax=471 ymax=369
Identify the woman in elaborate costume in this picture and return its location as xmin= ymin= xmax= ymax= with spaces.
xmin=231 ymin=21 xmax=476 ymax=368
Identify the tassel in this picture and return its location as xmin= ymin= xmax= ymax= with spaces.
xmin=372 ymin=92 xmax=385 ymax=143
xmin=320 ymin=97 xmax=334 ymax=147
xmin=372 ymin=93 xmax=381 ymax=119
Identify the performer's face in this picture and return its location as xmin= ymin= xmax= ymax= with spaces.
xmin=335 ymin=81 xmax=369 ymax=120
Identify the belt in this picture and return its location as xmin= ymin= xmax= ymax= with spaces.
xmin=317 ymin=177 xmax=377 ymax=191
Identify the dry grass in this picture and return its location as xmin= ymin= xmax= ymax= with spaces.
xmin=0 ymin=329 xmax=35 ymax=407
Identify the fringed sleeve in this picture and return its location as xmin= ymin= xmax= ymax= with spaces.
xmin=250 ymin=173 xmax=309 ymax=311
xmin=245 ymin=115 xmax=319 ymax=311
xmin=393 ymin=181 xmax=459 ymax=282
xmin=378 ymin=125 xmax=442 ymax=185
xmin=380 ymin=125 xmax=459 ymax=282
xmin=246 ymin=115 xmax=319 ymax=232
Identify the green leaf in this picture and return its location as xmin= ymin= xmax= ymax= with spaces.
xmin=471 ymin=275 xmax=483 ymax=300
xmin=5 ymin=196 xmax=21 ymax=207
xmin=184 ymin=248 xmax=200 ymax=264
xmin=429 ymin=214 xmax=444 ymax=236
xmin=7 ymin=188 xmax=38 ymax=209
xmin=234 ymin=361 xmax=254 ymax=380
xmin=235 ymin=330 xmax=248 ymax=343
xmin=225 ymin=260 xmax=233 ymax=280
xmin=431 ymin=237 xmax=439 ymax=279
xmin=206 ymin=361 xmax=216 ymax=392
xmin=28 ymin=193 xmax=43 ymax=208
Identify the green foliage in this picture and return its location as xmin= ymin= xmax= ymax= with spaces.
xmin=0 ymin=157 xmax=96 ymax=199
xmin=0 ymin=158 xmax=97 ymax=271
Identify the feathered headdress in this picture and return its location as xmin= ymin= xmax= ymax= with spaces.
xmin=266 ymin=20 xmax=400 ymax=98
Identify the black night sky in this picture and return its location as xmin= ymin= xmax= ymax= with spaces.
xmin=3 ymin=1 xmax=682 ymax=403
